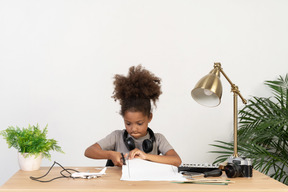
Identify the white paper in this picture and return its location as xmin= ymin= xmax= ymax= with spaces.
xmin=120 ymin=158 xmax=187 ymax=181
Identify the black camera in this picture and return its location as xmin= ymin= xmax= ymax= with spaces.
xmin=224 ymin=156 xmax=253 ymax=178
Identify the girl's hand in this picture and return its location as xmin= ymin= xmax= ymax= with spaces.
xmin=128 ymin=148 xmax=147 ymax=160
xmin=110 ymin=152 xmax=128 ymax=167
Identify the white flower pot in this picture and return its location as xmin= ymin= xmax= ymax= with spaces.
xmin=18 ymin=152 xmax=42 ymax=171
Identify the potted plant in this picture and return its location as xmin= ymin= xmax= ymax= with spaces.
xmin=210 ymin=74 xmax=288 ymax=185
xmin=0 ymin=124 xmax=64 ymax=171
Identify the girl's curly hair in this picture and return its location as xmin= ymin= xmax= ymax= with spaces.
xmin=112 ymin=65 xmax=162 ymax=117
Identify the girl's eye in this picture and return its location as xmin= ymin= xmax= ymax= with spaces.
xmin=137 ymin=123 xmax=143 ymax=126
xmin=126 ymin=123 xmax=131 ymax=126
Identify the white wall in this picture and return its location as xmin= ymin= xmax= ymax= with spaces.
xmin=1 ymin=0 xmax=288 ymax=185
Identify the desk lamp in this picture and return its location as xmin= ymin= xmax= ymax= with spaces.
xmin=191 ymin=62 xmax=247 ymax=158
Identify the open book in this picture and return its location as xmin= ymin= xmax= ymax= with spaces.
xmin=120 ymin=158 xmax=187 ymax=181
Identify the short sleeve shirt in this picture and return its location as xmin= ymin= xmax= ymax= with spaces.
xmin=97 ymin=129 xmax=173 ymax=155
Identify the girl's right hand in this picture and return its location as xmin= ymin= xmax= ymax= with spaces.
xmin=110 ymin=152 xmax=127 ymax=167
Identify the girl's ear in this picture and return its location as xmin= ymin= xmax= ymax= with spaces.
xmin=148 ymin=113 xmax=153 ymax=122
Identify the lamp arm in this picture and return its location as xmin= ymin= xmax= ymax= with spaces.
xmin=214 ymin=62 xmax=247 ymax=157
xmin=214 ymin=63 xmax=247 ymax=104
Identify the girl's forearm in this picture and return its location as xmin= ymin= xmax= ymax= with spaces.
xmin=84 ymin=144 xmax=114 ymax=160
xmin=145 ymin=153 xmax=182 ymax=167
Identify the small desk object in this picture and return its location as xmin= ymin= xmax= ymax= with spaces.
xmin=0 ymin=166 xmax=287 ymax=192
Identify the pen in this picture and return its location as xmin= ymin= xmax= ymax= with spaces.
xmin=121 ymin=153 xmax=126 ymax=165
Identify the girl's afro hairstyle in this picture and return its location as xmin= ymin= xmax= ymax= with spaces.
xmin=112 ymin=65 xmax=162 ymax=110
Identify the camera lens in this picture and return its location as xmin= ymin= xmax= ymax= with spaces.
xmin=224 ymin=163 xmax=242 ymax=178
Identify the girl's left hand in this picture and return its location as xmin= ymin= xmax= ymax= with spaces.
xmin=128 ymin=148 xmax=147 ymax=160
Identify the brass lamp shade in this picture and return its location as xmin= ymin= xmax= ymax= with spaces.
xmin=191 ymin=67 xmax=223 ymax=107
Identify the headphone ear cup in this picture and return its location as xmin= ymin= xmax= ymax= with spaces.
xmin=142 ymin=139 xmax=153 ymax=153
xmin=125 ymin=137 xmax=136 ymax=151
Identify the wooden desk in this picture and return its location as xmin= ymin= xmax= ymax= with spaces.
xmin=0 ymin=166 xmax=287 ymax=192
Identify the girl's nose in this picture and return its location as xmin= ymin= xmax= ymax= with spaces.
xmin=131 ymin=125 xmax=138 ymax=132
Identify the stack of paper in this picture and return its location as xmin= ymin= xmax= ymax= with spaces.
xmin=121 ymin=158 xmax=187 ymax=181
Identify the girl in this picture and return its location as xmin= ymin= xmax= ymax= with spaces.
xmin=84 ymin=65 xmax=182 ymax=167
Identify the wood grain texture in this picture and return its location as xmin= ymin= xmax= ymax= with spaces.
xmin=0 ymin=167 xmax=287 ymax=192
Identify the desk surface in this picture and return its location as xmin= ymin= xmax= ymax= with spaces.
xmin=0 ymin=166 xmax=287 ymax=192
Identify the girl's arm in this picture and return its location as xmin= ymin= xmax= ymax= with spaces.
xmin=128 ymin=148 xmax=182 ymax=167
xmin=84 ymin=143 xmax=125 ymax=166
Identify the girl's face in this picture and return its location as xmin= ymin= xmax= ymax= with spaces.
xmin=123 ymin=111 xmax=152 ymax=139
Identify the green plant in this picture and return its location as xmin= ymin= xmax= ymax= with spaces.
xmin=210 ymin=74 xmax=288 ymax=185
xmin=0 ymin=124 xmax=64 ymax=159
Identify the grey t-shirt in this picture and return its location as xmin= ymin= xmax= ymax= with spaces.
xmin=97 ymin=129 xmax=173 ymax=155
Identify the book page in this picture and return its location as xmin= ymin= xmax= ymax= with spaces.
xmin=120 ymin=158 xmax=187 ymax=181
